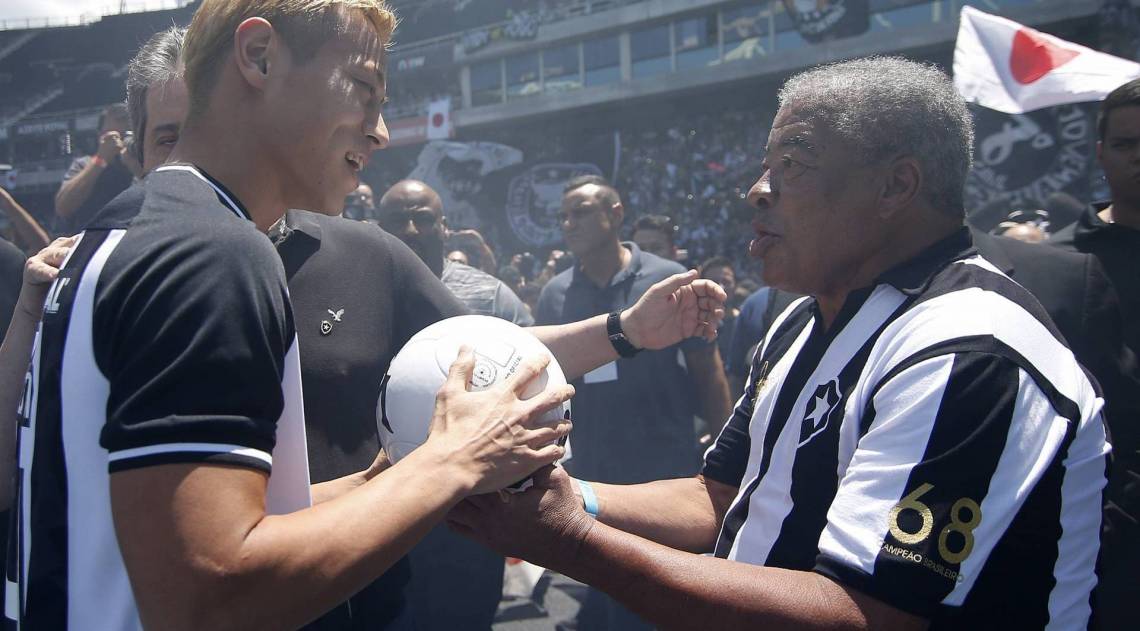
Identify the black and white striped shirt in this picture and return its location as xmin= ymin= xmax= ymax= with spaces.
xmin=703 ymin=229 xmax=1109 ymax=628
xmin=5 ymin=165 xmax=312 ymax=629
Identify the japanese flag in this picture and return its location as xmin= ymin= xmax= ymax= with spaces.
xmin=426 ymin=97 xmax=453 ymax=140
xmin=954 ymin=6 xmax=1140 ymax=114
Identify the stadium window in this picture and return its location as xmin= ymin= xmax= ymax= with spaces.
xmin=721 ymin=3 xmax=769 ymax=62
xmin=506 ymin=52 xmax=541 ymax=100
xmin=543 ymin=43 xmax=582 ymax=93
xmin=584 ymin=35 xmax=620 ymax=87
xmin=772 ymin=6 xmax=806 ymax=53
xmin=471 ymin=59 xmax=503 ymax=107
xmin=631 ymin=24 xmax=671 ymax=80
xmin=870 ymin=0 xmax=940 ymax=33
xmin=675 ymin=14 xmax=719 ymax=70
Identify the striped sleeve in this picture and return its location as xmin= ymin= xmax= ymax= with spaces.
xmin=93 ymin=226 xmax=293 ymax=473
xmin=813 ymin=350 xmax=1107 ymax=623
xmin=701 ymin=352 xmax=759 ymax=487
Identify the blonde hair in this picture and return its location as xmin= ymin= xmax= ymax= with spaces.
xmin=183 ymin=0 xmax=396 ymax=117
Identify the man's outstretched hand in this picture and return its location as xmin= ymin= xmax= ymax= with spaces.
xmin=622 ymin=270 xmax=727 ymax=350
xmin=448 ymin=465 xmax=593 ymax=571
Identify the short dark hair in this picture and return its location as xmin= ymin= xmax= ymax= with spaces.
xmin=633 ymin=214 xmax=677 ymax=246
xmin=98 ymin=103 xmax=130 ymax=131
xmin=563 ymin=174 xmax=621 ymax=209
xmin=1098 ymin=79 xmax=1140 ymax=141
xmin=700 ymin=256 xmax=733 ymax=277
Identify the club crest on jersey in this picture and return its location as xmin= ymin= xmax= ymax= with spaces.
xmin=799 ymin=378 xmax=842 ymax=447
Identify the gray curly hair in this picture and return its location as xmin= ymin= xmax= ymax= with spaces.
xmin=125 ymin=26 xmax=187 ymax=165
xmin=777 ymin=57 xmax=975 ymax=218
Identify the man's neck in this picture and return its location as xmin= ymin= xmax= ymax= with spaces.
xmin=1102 ymin=200 xmax=1140 ymax=230
xmin=578 ymin=239 xmax=630 ymax=288
xmin=812 ymin=221 xmax=961 ymax=330
xmin=168 ymin=123 xmax=285 ymax=232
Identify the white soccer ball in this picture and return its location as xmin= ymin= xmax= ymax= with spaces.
xmin=377 ymin=315 xmax=571 ymax=465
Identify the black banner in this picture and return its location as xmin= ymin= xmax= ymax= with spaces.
xmin=781 ymin=0 xmax=870 ymax=44
xmin=964 ymin=103 xmax=1101 ymax=232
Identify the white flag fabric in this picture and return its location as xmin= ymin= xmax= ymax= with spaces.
xmin=425 ymin=97 xmax=452 ymax=140
xmin=954 ymin=6 xmax=1140 ymax=114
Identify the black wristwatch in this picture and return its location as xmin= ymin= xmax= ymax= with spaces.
xmin=607 ymin=311 xmax=641 ymax=358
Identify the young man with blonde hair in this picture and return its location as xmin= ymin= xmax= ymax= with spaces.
xmin=5 ymin=2 xmax=572 ymax=628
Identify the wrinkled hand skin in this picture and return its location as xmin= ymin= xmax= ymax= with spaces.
xmin=447 ymin=465 xmax=594 ymax=570
xmin=623 ymin=270 xmax=728 ymax=350
xmin=18 ymin=236 xmax=76 ymax=320
xmin=428 ymin=349 xmax=574 ymax=496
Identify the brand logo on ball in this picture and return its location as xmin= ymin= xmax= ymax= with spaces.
xmin=471 ymin=358 xmax=497 ymax=389
xmin=506 ymin=163 xmax=602 ymax=247
xmin=965 ymin=103 xmax=1095 ymax=213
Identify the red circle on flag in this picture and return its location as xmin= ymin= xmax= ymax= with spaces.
xmin=431 ymin=113 xmax=445 ymax=127
xmin=1010 ymin=29 xmax=1080 ymax=85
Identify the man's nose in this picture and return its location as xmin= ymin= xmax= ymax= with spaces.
xmin=746 ymin=170 xmax=773 ymax=211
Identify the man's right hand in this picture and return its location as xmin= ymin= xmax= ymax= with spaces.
xmin=422 ymin=346 xmax=574 ymax=495
xmin=96 ymin=131 xmax=125 ymax=164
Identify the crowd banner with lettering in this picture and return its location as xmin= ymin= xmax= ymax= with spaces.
xmin=964 ymin=103 xmax=1097 ymax=229
xmin=780 ymin=0 xmax=869 ymax=44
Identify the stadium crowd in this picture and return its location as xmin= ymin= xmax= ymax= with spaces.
xmin=0 ymin=1 xmax=1136 ymax=630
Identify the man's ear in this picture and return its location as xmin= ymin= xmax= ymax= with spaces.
xmin=233 ymin=17 xmax=276 ymax=91
xmin=878 ymin=156 xmax=922 ymax=220
xmin=1095 ymin=139 xmax=1104 ymax=167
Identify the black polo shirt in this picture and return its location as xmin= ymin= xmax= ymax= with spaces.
xmin=535 ymin=242 xmax=706 ymax=484
xmin=272 ymin=210 xmax=466 ymax=630
xmin=8 ymin=164 xmax=311 ymax=628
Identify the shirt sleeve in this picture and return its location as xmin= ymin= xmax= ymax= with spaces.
xmin=493 ymin=281 xmax=534 ymax=327
xmin=813 ymin=350 xmax=1107 ymax=618
xmin=62 ymin=156 xmax=90 ymax=183
xmin=389 ymin=231 xmax=468 ymax=346
xmin=95 ymin=228 xmax=294 ymax=474
xmin=701 ymin=349 xmax=762 ymax=487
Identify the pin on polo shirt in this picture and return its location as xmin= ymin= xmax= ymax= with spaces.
xmin=321 ymin=307 xmax=345 ymax=335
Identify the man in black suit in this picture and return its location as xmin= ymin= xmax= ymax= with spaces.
xmin=973 ymin=229 xmax=1138 ymax=630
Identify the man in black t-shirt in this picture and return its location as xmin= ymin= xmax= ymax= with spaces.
xmin=53 ymin=104 xmax=135 ymax=235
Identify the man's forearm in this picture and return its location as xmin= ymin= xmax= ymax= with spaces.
xmin=1 ymin=189 xmax=50 ymax=251
xmin=54 ymin=162 xmax=103 ymax=219
xmin=113 ymin=447 xmax=471 ymax=630
xmin=550 ymin=521 xmax=923 ymax=631
xmin=532 ymin=313 xmax=617 ymax=382
xmin=588 ymin=476 xmax=726 ymax=553
xmin=685 ymin=346 xmax=733 ymax=434
xmin=0 ymin=308 xmax=38 ymax=509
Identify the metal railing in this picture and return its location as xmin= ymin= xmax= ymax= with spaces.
xmin=0 ymin=0 xmax=192 ymax=32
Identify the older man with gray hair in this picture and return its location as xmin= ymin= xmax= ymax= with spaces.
xmin=451 ymin=56 xmax=1110 ymax=629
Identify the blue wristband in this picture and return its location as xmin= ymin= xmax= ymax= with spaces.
xmin=577 ymin=479 xmax=598 ymax=517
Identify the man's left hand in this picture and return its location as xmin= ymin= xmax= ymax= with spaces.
xmin=448 ymin=465 xmax=594 ymax=570
xmin=623 ymin=270 xmax=727 ymax=349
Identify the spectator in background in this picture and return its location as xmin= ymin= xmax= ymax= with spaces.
xmin=994 ymin=222 xmax=1046 ymax=243
xmin=445 ymin=249 xmax=468 ymax=265
xmin=536 ymin=174 xmax=732 ymax=631
xmin=632 ymin=213 xmax=679 ymax=261
xmin=447 ymin=228 xmax=498 ymax=274
xmin=375 ymin=185 xmax=533 ymax=626
xmin=379 ymin=179 xmax=532 ymax=326
xmin=1051 ymin=78 xmax=1140 ymax=628
xmin=125 ymin=26 xmax=188 ymax=175
xmin=699 ymin=256 xmax=738 ymax=376
xmin=342 ymin=182 xmax=375 ymax=220
xmin=53 ymin=103 xmax=134 ymax=234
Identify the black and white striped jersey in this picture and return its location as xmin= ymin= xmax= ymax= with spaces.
xmin=702 ymin=229 xmax=1109 ymax=629
xmin=4 ymin=165 xmax=312 ymax=629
